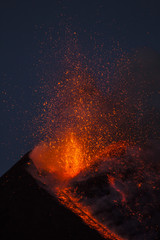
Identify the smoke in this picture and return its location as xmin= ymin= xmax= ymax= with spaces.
xmin=67 ymin=141 xmax=160 ymax=239
xmin=107 ymin=48 xmax=160 ymax=143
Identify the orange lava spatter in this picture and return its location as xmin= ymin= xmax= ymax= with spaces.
xmin=30 ymin=35 xmax=160 ymax=240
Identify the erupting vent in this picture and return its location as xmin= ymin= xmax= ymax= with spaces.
xmin=29 ymin=39 xmax=160 ymax=239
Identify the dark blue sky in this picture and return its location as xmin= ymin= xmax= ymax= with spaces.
xmin=1 ymin=0 xmax=160 ymax=176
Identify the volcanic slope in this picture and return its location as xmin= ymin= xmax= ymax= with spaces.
xmin=0 ymin=152 xmax=105 ymax=240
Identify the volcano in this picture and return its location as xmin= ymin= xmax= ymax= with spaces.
xmin=2 ymin=46 xmax=159 ymax=239
xmin=0 ymin=152 xmax=105 ymax=240
xmin=29 ymin=141 xmax=160 ymax=240
xmin=1 ymin=141 xmax=160 ymax=240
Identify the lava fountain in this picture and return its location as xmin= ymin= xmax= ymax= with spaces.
xmin=31 ymin=131 xmax=86 ymax=180
xmin=29 ymin=43 xmax=160 ymax=240
xmin=31 ymin=66 xmax=114 ymax=181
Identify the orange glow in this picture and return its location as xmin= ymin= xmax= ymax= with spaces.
xmin=31 ymin=66 xmax=114 ymax=180
xmin=30 ymin=38 xmax=151 ymax=240
xmin=96 ymin=141 xmax=128 ymax=159
xmin=61 ymin=132 xmax=85 ymax=178
xmin=30 ymin=131 xmax=88 ymax=180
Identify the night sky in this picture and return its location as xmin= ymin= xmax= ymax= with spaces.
xmin=1 ymin=0 xmax=160 ymax=176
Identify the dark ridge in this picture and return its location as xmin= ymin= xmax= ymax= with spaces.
xmin=0 ymin=152 xmax=105 ymax=240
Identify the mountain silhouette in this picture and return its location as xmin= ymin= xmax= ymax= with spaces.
xmin=0 ymin=152 xmax=105 ymax=240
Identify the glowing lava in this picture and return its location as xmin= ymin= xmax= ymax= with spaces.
xmin=31 ymin=64 xmax=113 ymax=181
xmin=31 ymin=131 xmax=87 ymax=180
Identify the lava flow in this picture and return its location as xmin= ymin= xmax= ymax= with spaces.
xmin=30 ymin=44 xmax=160 ymax=240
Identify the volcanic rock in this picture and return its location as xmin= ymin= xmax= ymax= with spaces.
xmin=0 ymin=152 xmax=105 ymax=240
